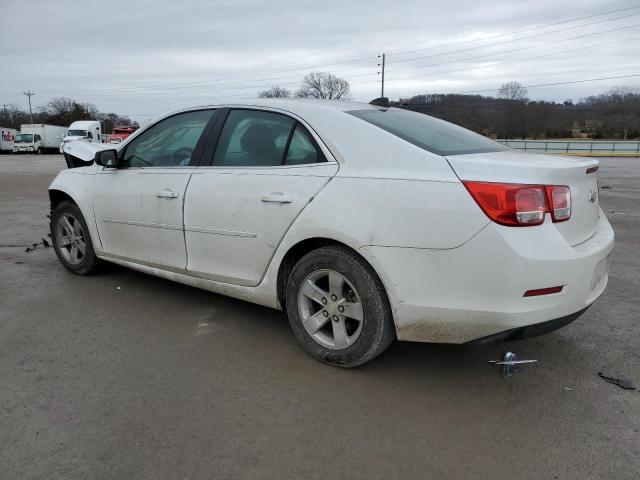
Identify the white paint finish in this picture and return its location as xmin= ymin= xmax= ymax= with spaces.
xmin=184 ymin=163 xmax=338 ymax=286
xmin=446 ymin=150 xmax=602 ymax=245
xmin=49 ymin=99 xmax=616 ymax=344
xmin=93 ymin=167 xmax=194 ymax=270
xmin=62 ymin=140 xmax=114 ymax=161
xmin=291 ymin=176 xmax=489 ymax=249
xmin=363 ymin=211 xmax=614 ymax=343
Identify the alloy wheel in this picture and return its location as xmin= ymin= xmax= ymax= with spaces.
xmin=297 ymin=269 xmax=364 ymax=350
xmin=55 ymin=213 xmax=86 ymax=265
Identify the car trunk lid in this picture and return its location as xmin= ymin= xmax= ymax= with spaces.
xmin=445 ymin=151 xmax=601 ymax=246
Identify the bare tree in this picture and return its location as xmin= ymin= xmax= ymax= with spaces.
xmin=606 ymin=86 xmax=639 ymax=140
xmin=258 ymin=86 xmax=291 ymax=98
xmin=296 ymin=71 xmax=351 ymax=100
xmin=498 ymin=81 xmax=528 ymax=102
xmin=498 ymin=81 xmax=528 ymax=138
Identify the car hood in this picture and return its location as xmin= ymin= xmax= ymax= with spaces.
xmin=63 ymin=140 xmax=113 ymax=162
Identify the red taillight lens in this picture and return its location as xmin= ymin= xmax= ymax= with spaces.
xmin=546 ymin=185 xmax=571 ymax=222
xmin=463 ymin=182 xmax=546 ymax=226
xmin=463 ymin=181 xmax=571 ymax=227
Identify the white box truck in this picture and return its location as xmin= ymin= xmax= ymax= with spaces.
xmin=1 ymin=127 xmax=17 ymax=153
xmin=14 ymin=124 xmax=67 ymax=154
xmin=59 ymin=120 xmax=102 ymax=152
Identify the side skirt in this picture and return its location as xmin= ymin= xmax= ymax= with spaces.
xmin=96 ymin=254 xmax=281 ymax=310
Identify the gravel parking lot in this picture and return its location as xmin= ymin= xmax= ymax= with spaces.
xmin=1 ymin=154 xmax=638 ymax=479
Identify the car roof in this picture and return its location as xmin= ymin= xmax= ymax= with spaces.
xmin=188 ymin=98 xmax=381 ymax=115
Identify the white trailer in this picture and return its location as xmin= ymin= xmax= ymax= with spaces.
xmin=14 ymin=124 xmax=67 ymax=153
xmin=1 ymin=127 xmax=17 ymax=152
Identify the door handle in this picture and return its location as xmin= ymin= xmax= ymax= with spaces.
xmin=261 ymin=192 xmax=293 ymax=204
xmin=157 ymin=190 xmax=179 ymax=199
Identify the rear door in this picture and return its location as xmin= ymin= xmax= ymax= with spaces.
xmin=92 ymin=109 xmax=217 ymax=270
xmin=184 ymin=108 xmax=339 ymax=286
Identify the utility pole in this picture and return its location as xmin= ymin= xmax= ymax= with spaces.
xmin=377 ymin=53 xmax=386 ymax=98
xmin=23 ymin=91 xmax=34 ymax=123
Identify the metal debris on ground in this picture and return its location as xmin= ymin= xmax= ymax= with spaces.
xmin=489 ymin=352 xmax=538 ymax=377
xmin=25 ymin=238 xmax=51 ymax=252
xmin=598 ymin=372 xmax=636 ymax=390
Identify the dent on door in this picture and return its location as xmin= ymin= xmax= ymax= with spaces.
xmin=184 ymin=164 xmax=338 ymax=286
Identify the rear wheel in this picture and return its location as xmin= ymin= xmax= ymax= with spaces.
xmin=285 ymin=246 xmax=395 ymax=367
xmin=51 ymin=201 xmax=99 ymax=275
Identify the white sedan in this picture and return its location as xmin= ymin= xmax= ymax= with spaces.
xmin=51 ymin=99 xmax=614 ymax=367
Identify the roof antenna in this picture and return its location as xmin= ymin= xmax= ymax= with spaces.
xmin=369 ymin=97 xmax=390 ymax=107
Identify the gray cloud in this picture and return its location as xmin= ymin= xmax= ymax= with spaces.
xmin=1 ymin=0 xmax=638 ymax=123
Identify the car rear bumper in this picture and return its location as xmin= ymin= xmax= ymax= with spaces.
xmin=361 ymin=209 xmax=614 ymax=344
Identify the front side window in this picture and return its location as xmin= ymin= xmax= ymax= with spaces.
xmin=348 ymin=108 xmax=507 ymax=156
xmin=121 ymin=109 xmax=214 ymax=167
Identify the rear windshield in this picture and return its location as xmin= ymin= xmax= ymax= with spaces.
xmin=347 ymin=108 xmax=507 ymax=156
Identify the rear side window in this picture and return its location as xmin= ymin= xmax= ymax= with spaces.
xmin=347 ymin=108 xmax=507 ymax=156
xmin=285 ymin=124 xmax=325 ymax=165
xmin=213 ymin=110 xmax=294 ymax=167
xmin=212 ymin=109 xmax=326 ymax=167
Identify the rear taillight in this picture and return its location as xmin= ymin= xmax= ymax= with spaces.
xmin=463 ymin=181 xmax=571 ymax=227
xmin=546 ymin=185 xmax=571 ymax=222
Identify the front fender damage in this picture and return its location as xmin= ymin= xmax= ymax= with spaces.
xmin=63 ymin=141 xmax=113 ymax=169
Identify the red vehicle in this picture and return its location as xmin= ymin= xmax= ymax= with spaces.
xmin=108 ymin=126 xmax=138 ymax=144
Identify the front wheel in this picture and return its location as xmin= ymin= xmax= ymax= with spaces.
xmin=285 ymin=246 xmax=395 ymax=368
xmin=51 ymin=201 xmax=99 ymax=274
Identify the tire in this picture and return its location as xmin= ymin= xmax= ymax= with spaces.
xmin=285 ymin=245 xmax=395 ymax=368
xmin=51 ymin=201 xmax=99 ymax=275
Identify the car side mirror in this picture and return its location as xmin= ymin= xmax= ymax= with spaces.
xmin=95 ymin=149 xmax=118 ymax=167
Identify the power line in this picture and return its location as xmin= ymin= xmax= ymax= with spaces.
xmin=380 ymin=34 xmax=640 ymax=86
xmin=387 ymin=4 xmax=640 ymax=57
xmin=27 ymin=6 xmax=640 ymax=98
xmin=385 ymin=23 xmax=640 ymax=76
xmin=390 ymin=11 xmax=639 ymax=68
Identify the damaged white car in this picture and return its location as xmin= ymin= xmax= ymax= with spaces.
xmin=50 ymin=99 xmax=614 ymax=367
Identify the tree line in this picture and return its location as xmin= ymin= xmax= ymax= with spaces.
xmin=0 ymin=97 xmax=138 ymax=134
xmin=261 ymin=74 xmax=639 ymax=140
xmin=3 ymin=76 xmax=637 ymax=140
xmin=393 ymin=83 xmax=640 ymax=140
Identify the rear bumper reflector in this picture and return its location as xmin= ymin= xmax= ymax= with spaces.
xmin=523 ymin=286 xmax=564 ymax=297
xmin=586 ymin=165 xmax=599 ymax=174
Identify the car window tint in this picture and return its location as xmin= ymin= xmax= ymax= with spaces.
xmin=347 ymin=108 xmax=507 ymax=156
xmin=121 ymin=110 xmax=214 ymax=167
xmin=213 ymin=110 xmax=295 ymax=167
xmin=285 ymin=124 xmax=325 ymax=165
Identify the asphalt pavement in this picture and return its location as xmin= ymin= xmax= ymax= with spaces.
xmin=1 ymin=154 xmax=638 ymax=479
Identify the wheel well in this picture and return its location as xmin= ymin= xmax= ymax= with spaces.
xmin=276 ymin=238 xmax=371 ymax=309
xmin=49 ymin=190 xmax=75 ymax=213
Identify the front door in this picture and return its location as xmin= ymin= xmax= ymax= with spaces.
xmin=93 ymin=109 xmax=216 ymax=271
xmin=184 ymin=108 xmax=339 ymax=286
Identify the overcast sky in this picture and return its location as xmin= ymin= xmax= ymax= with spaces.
xmin=1 ymin=0 xmax=639 ymax=123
